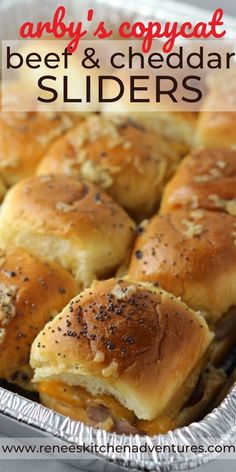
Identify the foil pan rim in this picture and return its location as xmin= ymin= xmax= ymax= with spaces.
xmin=1 ymin=0 xmax=236 ymax=36
xmin=96 ymin=0 xmax=236 ymax=32
xmin=0 ymin=382 xmax=236 ymax=471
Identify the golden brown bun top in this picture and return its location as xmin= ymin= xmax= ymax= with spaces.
xmin=1 ymin=175 xmax=134 ymax=241
xmin=128 ymin=210 xmax=236 ymax=322
xmin=37 ymin=115 xmax=182 ymax=219
xmin=31 ymin=277 xmax=212 ymax=420
xmin=195 ymin=71 xmax=236 ymax=149
xmin=195 ymin=111 xmax=236 ymax=149
xmin=0 ymin=175 xmax=134 ymax=287
xmin=195 ymin=69 xmax=236 ymax=149
xmin=103 ymin=110 xmax=196 ymax=150
xmin=102 ymin=70 xmax=197 ymax=147
xmin=0 ymin=248 xmax=78 ymax=383
xmin=0 ymin=83 xmax=81 ymax=186
xmin=0 ymin=111 xmax=81 ymax=187
xmin=161 ymin=149 xmax=236 ymax=214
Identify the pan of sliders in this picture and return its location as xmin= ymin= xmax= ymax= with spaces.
xmin=1 ymin=0 xmax=236 ymax=471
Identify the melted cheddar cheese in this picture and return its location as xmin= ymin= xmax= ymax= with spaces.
xmin=38 ymin=380 xmax=176 ymax=434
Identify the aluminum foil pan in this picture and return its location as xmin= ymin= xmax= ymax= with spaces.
xmin=0 ymin=382 xmax=236 ymax=471
xmin=1 ymin=0 xmax=236 ymax=471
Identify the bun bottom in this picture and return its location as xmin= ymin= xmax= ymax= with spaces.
xmin=39 ymin=366 xmax=225 ymax=436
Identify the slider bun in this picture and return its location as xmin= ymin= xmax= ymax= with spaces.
xmin=101 ymin=71 xmax=197 ymax=149
xmin=0 ymin=248 xmax=78 ymax=388
xmin=0 ymin=175 xmax=134 ymax=287
xmin=195 ymin=72 xmax=236 ymax=149
xmin=0 ymin=83 xmax=81 ymax=186
xmin=30 ymin=277 xmax=213 ymax=421
xmin=161 ymin=149 xmax=236 ymax=214
xmin=37 ymin=115 xmax=182 ymax=219
xmin=128 ymin=209 xmax=236 ymax=323
xmin=195 ymin=110 xmax=236 ymax=149
xmin=103 ymin=110 xmax=196 ymax=155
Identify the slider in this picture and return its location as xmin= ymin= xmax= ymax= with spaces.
xmin=0 ymin=248 xmax=78 ymax=390
xmin=161 ymin=148 xmax=236 ymax=215
xmin=101 ymin=69 xmax=197 ymax=153
xmin=30 ymin=277 xmax=214 ymax=435
xmin=194 ymin=68 xmax=236 ymax=149
xmin=37 ymin=115 xmax=183 ymax=219
xmin=128 ymin=209 xmax=236 ymax=365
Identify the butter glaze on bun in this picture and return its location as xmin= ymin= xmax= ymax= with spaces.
xmin=0 ymin=110 xmax=80 ymax=187
xmin=194 ymin=71 xmax=236 ymax=149
xmin=195 ymin=110 xmax=236 ymax=149
xmin=128 ymin=210 xmax=236 ymax=323
xmin=0 ymin=82 xmax=81 ymax=186
xmin=0 ymin=176 xmax=134 ymax=287
xmin=0 ymin=248 xmax=78 ymax=388
xmin=101 ymin=71 xmax=197 ymax=149
xmin=161 ymin=149 xmax=236 ymax=215
xmin=30 ymin=277 xmax=213 ymax=422
xmin=37 ymin=115 xmax=182 ymax=219
xmin=115 ymin=111 xmax=197 ymax=148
